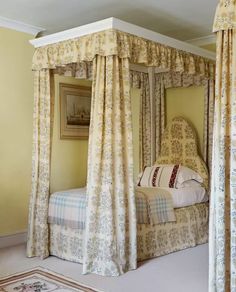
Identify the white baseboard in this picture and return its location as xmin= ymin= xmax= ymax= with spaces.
xmin=0 ymin=230 xmax=27 ymax=249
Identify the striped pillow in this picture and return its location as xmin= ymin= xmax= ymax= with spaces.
xmin=137 ymin=164 xmax=180 ymax=188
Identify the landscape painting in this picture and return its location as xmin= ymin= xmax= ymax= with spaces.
xmin=60 ymin=83 xmax=91 ymax=139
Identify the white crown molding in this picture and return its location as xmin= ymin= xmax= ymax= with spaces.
xmin=186 ymin=34 xmax=216 ymax=46
xmin=30 ymin=17 xmax=215 ymax=61
xmin=0 ymin=16 xmax=44 ymax=36
xmin=30 ymin=17 xmax=114 ymax=47
xmin=0 ymin=230 xmax=27 ymax=249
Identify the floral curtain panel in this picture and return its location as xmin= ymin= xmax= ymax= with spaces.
xmin=83 ymin=55 xmax=137 ymax=276
xmin=209 ymin=0 xmax=236 ymax=291
xmin=154 ymin=72 xmax=214 ymax=178
xmin=130 ymin=70 xmax=151 ymax=169
xmin=27 ymin=69 xmax=53 ymax=258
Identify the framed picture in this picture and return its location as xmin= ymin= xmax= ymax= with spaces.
xmin=60 ymin=83 xmax=92 ymax=139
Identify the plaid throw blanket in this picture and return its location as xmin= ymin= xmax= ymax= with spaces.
xmin=135 ymin=187 xmax=176 ymax=224
xmin=48 ymin=187 xmax=176 ymax=229
xmin=48 ymin=188 xmax=87 ymax=229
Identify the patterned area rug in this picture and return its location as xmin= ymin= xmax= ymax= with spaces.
xmin=0 ymin=268 xmax=101 ymax=292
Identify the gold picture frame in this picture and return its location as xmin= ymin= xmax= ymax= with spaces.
xmin=60 ymin=83 xmax=92 ymax=139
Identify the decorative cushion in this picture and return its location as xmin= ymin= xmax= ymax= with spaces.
xmin=137 ymin=164 xmax=180 ymax=188
xmin=156 ymin=117 xmax=209 ymax=189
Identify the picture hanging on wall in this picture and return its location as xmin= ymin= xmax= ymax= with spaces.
xmin=60 ymin=83 xmax=92 ymax=139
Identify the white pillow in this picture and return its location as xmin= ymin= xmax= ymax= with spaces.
xmin=176 ymin=179 xmax=202 ymax=189
xmin=177 ymin=165 xmax=203 ymax=184
xmin=137 ymin=164 xmax=180 ymax=188
xmin=137 ymin=164 xmax=203 ymax=189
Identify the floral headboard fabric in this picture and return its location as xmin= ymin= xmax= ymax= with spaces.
xmin=156 ymin=117 xmax=209 ymax=189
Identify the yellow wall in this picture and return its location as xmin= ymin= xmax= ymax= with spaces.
xmin=166 ymin=86 xmax=205 ymax=155
xmin=200 ymin=43 xmax=216 ymax=52
xmin=50 ymin=76 xmax=91 ymax=193
xmin=50 ymin=78 xmax=140 ymax=191
xmin=0 ymin=28 xmax=34 ymax=235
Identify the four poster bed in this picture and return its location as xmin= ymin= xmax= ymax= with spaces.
xmin=27 ymin=18 xmax=215 ymax=276
xmin=48 ymin=117 xmax=209 ymax=263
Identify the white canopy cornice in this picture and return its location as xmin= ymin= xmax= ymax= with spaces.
xmin=30 ymin=17 xmax=215 ymax=61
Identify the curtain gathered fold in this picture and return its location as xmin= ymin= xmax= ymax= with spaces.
xmin=209 ymin=1 xmax=236 ymax=291
xmin=27 ymin=69 xmax=53 ymax=258
xmin=130 ymin=71 xmax=151 ymax=169
xmin=154 ymin=72 xmax=214 ymax=178
xmin=54 ymin=61 xmax=93 ymax=80
xmin=83 ymin=55 xmax=137 ymax=276
xmin=32 ymin=30 xmax=214 ymax=78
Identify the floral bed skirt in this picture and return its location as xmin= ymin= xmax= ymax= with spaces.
xmin=49 ymin=202 xmax=208 ymax=263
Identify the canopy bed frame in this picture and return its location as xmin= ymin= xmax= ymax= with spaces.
xmin=27 ymin=17 xmax=215 ymax=276
xmin=48 ymin=117 xmax=209 ymax=264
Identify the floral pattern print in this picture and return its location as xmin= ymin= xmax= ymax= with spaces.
xmin=82 ymin=56 xmax=137 ymax=276
xmin=50 ymin=224 xmax=84 ymax=263
xmin=154 ymin=71 xmax=215 ymax=176
xmin=209 ymin=28 xmax=236 ymax=292
xmin=213 ymin=0 xmax=236 ymax=32
xmin=49 ymin=202 xmax=208 ymax=263
xmin=32 ymin=30 xmax=215 ymax=77
xmin=27 ymin=69 xmax=52 ymax=259
xmin=156 ymin=117 xmax=209 ymax=189
xmin=54 ymin=61 xmax=93 ymax=80
xmin=13 ymin=281 xmax=48 ymax=292
xmin=138 ymin=202 xmax=209 ymax=261
xmin=130 ymin=70 xmax=151 ymax=169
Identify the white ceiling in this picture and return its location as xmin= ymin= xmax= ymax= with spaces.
xmin=0 ymin=0 xmax=218 ymax=40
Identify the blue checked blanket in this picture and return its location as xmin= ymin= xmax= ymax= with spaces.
xmin=135 ymin=187 xmax=176 ymax=224
xmin=48 ymin=187 xmax=176 ymax=229
xmin=48 ymin=188 xmax=87 ymax=229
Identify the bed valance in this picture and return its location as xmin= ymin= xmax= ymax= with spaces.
xmin=32 ymin=29 xmax=214 ymax=77
xmin=213 ymin=0 xmax=236 ymax=32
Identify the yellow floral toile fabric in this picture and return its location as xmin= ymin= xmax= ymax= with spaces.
xmin=32 ymin=29 xmax=214 ymax=77
xmin=54 ymin=61 xmax=93 ymax=80
xmin=27 ymin=69 xmax=53 ymax=259
xmin=213 ymin=0 xmax=236 ymax=32
xmin=82 ymin=55 xmax=137 ymax=276
xmin=156 ymin=117 xmax=209 ymax=189
xmin=209 ymin=1 xmax=236 ymax=289
xmin=209 ymin=29 xmax=236 ymax=292
xmin=130 ymin=70 xmax=151 ymax=169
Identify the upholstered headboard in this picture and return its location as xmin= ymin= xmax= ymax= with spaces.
xmin=156 ymin=117 xmax=209 ymax=188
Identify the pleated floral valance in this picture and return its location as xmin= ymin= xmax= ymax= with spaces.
xmin=213 ymin=0 xmax=236 ymax=32
xmin=54 ymin=61 xmax=93 ymax=80
xmin=32 ymin=29 xmax=214 ymax=77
